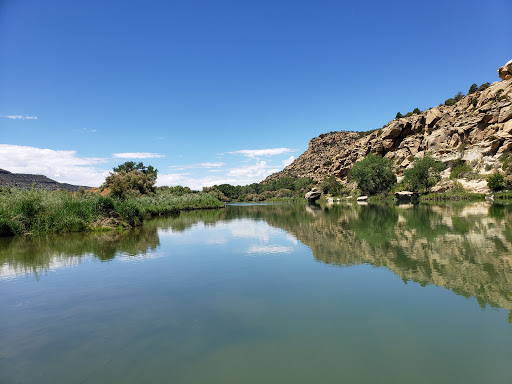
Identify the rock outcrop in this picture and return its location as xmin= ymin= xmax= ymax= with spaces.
xmin=264 ymin=60 xmax=512 ymax=193
xmin=498 ymin=59 xmax=512 ymax=80
xmin=305 ymin=187 xmax=321 ymax=201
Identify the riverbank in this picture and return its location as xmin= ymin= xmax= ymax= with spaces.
xmin=0 ymin=188 xmax=224 ymax=236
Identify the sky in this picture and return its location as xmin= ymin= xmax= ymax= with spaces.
xmin=1 ymin=0 xmax=511 ymax=189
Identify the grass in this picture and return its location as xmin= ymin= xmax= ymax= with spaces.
xmin=420 ymin=192 xmax=485 ymax=202
xmin=0 ymin=188 xmax=224 ymax=236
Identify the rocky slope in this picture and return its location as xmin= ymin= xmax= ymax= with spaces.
xmin=0 ymin=168 xmax=89 ymax=191
xmin=265 ymin=60 xmax=512 ymax=193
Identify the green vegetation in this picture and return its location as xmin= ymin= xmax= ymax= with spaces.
xmin=420 ymin=191 xmax=484 ymax=202
xmin=450 ymin=159 xmax=474 ymax=179
xmin=0 ymin=187 xmax=223 ymax=236
xmin=102 ymin=161 xmax=158 ymax=198
xmin=487 ymin=173 xmax=505 ymax=192
xmin=0 ymin=161 xmax=224 ymax=237
xmin=444 ymin=92 xmax=465 ymax=106
xmin=402 ymin=154 xmax=446 ymax=193
xmin=468 ymin=83 xmax=478 ymax=94
xmin=357 ymin=128 xmax=381 ymax=138
xmin=350 ymin=153 xmax=396 ymax=196
xmin=203 ymin=176 xmax=314 ymax=202
xmin=320 ymin=176 xmax=346 ymax=196
xmin=396 ymin=108 xmax=421 ymax=119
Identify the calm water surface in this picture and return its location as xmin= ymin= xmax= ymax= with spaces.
xmin=1 ymin=202 xmax=512 ymax=383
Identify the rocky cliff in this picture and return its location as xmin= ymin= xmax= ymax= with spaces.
xmin=0 ymin=168 xmax=89 ymax=191
xmin=265 ymin=60 xmax=512 ymax=193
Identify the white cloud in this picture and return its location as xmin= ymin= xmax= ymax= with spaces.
xmin=112 ymin=152 xmax=165 ymax=159
xmin=282 ymin=156 xmax=295 ymax=167
xmin=0 ymin=144 xmax=109 ymax=187
xmin=228 ymin=148 xmax=293 ymax=158
xmin=2 ymin=115 xmax=38 ymax=120
xmin=227 ymin=161 xmax=278 ymax=179
xmin=168 ymin=162 xmax=225 ymax=171
xmin=157 ymin=160 xmax=280 ymax=190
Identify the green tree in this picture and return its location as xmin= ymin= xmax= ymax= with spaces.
xmin=487 ymin=173 xmax=504 ymax=192
xmin=413 ymin=107 xmax=421 ymax=115
xmin=395 ymin=112 xmax=403 ymax=119
xmin=402 ymin=154 xmax=446 ymax=193
xmin=468 ymin=83 xmax=478 ymax=94
xmin=102 ymin=161 xmax=158 ymax=198
xmin=320 ymin=176 xmax=344 ymax=195
xmin=350 ymin=153 xmax=397 ymax=195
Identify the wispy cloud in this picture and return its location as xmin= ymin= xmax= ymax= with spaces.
xmin=112 ymin=152 xmax=165 ymax=159
xmin=0 ymin=144 xmax=109 ymax=187
xmin=282 ymin=156 xmax=295 ymax=167
xmin=168 ymin=162 xmax=225 ymax=171
xmin=2 ymin=115 xmax=38 ymax=120
xmin=157 ymin=161 xmax=279 ymax=190
xmin=228 ymin=148 xmax=294 ymax=158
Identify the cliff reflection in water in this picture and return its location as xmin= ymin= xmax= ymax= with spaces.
xmin=2 ymin=202 xmax=512 ymax=318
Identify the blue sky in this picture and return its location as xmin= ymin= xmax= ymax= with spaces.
xmin=1 ymin=0 xmax=511 ymax=189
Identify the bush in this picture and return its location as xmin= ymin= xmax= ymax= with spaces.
xmin=450 ymin=159 xmax=473 ymax=179
xmin=350 ymin=153 xmax=396 ymax=196
xmin=468 ymin=83 xmax=478 ymax=94
xmin=103 ymin=161 xmax=158 ymax=199
xmin=320 ymin=176 xmax=345 ymax=196
xmin=487 ymin=173 xmax=505 ymax=191
xmin=395 ymin=112 xmax=403 ymax=119
xmin=413 ymin=108 xmax=421 ymax=115
xmin=478 ymin=83 xmax=490 ymax=91
xmin=402 ymin=154 xmax=446 ymax=193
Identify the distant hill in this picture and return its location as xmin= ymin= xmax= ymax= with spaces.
xmin=0 ymin=169 xmax=90 ymax=191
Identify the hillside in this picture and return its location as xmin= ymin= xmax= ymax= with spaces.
xmin=0 ymin=169 xmax=89 ymax=191
xmin=264 ymin=60 xmax=512 ymax=193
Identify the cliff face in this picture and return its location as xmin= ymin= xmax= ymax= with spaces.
xmin=265 ymin=61 xmax=512 ymax=192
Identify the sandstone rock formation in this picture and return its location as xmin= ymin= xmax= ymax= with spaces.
xmin=498 ymin=59 xmax=512 ymax=80
xmin=305 ymin=187 xmax=321 ymax=201
xmin=264 ymin=60 xmax=512 ymax=193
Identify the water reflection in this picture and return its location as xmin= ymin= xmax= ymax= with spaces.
xmin=2 ymin=202 xmax=512 ymax=318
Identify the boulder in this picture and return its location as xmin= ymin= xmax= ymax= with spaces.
xmin=394 ymin=191 xmax=420 ymax=201
xmin=498 ymin=107 xmax=512 ymax=123
xmin=305 ymin=187 xmax=321 ymax=202
xmin=498 ymin=59 xmax=512 ymax=81
xmin=426 ymin=108 xmax=442 ymax=127
xmin=381 ymin=121 xmax=402 ymax=139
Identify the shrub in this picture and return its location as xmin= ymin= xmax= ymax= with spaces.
xmin=468 ymin=83 xmax=478 ymax=94
xmin=402 ymin=154 xmax=446 ymax=193
xmin=103 ymin=161 xmax=158 ymax=199
xmin=320 ymin=176 xmax=345 ymax=196
xmin=471 ymin=97 xmax=478 ymax=107
xmin=350 ymin=153 xmax=396 ymax=196
xmin=450 ymin=159 xmax=473 ymax=179
xmin=478 ymin=83 xmax=490 ymax=91
xmin=487 ymin=173 xmax=505 ymax=191
xmin=413 ymin=108 xmax=421 ymax=115
xmin=395 ymin=112 xmax=403 ymax=119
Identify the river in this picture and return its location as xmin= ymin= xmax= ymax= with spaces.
xmin=1 ymin=202 xmax=512 ymax=383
